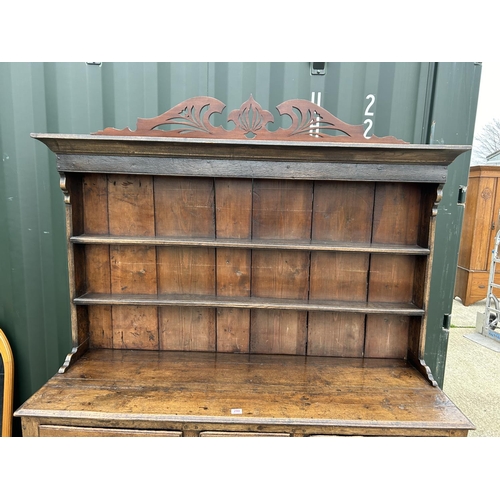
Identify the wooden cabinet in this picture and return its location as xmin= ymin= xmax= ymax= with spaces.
xmin=15 ymin=96 xmax=474 ymax=436
xmin=455 ymin=166 xmax=500 ymax=305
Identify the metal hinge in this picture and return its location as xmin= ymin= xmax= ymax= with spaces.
xmin=458 ymin=185 xmax=467 ymax=205
xmin=443 ymin=314 xmax=451 ymax=330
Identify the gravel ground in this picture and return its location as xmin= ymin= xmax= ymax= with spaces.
xmin=443 ymin=299 xmax=500 ymax=437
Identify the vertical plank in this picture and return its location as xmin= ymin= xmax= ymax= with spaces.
xmin=108 ymin=175 xmax=158 ymax=350
xmin=250 ymin=180 xmax=312 ymax=355
xmin=308 ymin=181 xmax=374 ymax=357
xmin=311 ymin=181 xmax=375 ymax=243
xmin=307 ymin=312 xmax=366 ymax=357
xmin=371 ymin=183 xmax=421 ymax=245
xmin=308 ymin=253 xmax=368 ymax=357
xmin=252 ymin=179 xmax=313 ymax=240
xmin=108 ymin=174 xmax=155 ymax=236
xmin=83 ymin=174 xmax=112 ymax=348
xmin=365 ymin=183 xmax=422 ymax=359
xmin=112 ymin=305 xmax=160 ymax=350
xmin=364 ymin=315 xmax=409 ymax=358
xmin=155 ymin=177 xmax=216 ymax=351
xmin=366 ymin=254 xmax=415 ymax=358
xmin=215 ymin=179 xmax=252 ymax=353
xmin=154 ymin=176 xmax=215 ymax=237
xmin=368 ymin=254 xmax=416 ymax=303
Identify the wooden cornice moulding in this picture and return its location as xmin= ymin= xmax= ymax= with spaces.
xmin=94 ymin=95 xmax=408 ymax=144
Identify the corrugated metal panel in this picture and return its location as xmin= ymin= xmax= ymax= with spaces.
xmin=0 ymin=62 xmax=480 ymax=434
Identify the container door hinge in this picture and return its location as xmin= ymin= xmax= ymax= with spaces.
xmin=443 ymin=313 xmax=451 ymax=330
xmin=458 ymin=185 xmax=467 ymax=205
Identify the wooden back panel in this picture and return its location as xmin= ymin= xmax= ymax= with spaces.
xmin=79 ymin=173 xmax=430 ymax=359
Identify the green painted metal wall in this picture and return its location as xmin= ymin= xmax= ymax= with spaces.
xmin=0 ymin=62 xmax=481 ymax=434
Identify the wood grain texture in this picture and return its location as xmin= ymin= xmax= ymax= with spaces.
xmin=307 ymin=312 xmax=365 ymax=357
xmin=111 ymin=305 xmax=159 ymax=350
xmin=456 ymin=168 xmax=500 ymax=305
xmin=371 ymin=183 xmax=421 ymax=245
xmin=36 ymin=133 xmax=470 ymax=166
xmin=156 ymin=177 xmax=216 ymax=351
xmin=82 ymin=175 xmax=113 ymax=348
xmin=70 ymin=234 xmax=430 ymax=254
xmin=15 ymin=350 xmax=474 ymax=436
xmin=252 ymin=179 xmax=313 ymax=240
xmin=308 ymin=181 xmax=374 ymax=356
xmin=154 ymin=177 xmax=215 ymax=237
xmin=365 ymin=255 xmax=415 ymax=358
xmin=88 ymin=305 xmax=113 ymax=349
xmin=59 ymin=154 xmax=451 ymax=183
xmin=74 ymin=293 xmax=424 ymax=315
xmin=62 ymin=173 xmax=89 ymax=368
xmin=364 ymin=315 xmax=410 ymax=358
xmin=108 ymin=175 xmax=155 ymax=237
xmin=367 ymin=183 xmax=422 ymax=358
xmin=215 ymin=179 xmax=252 ymax=352
xmin=250 ymin=180 xmax=312 ymax=354
xmin=108 ymin=175 xmax=158 ymax=349
xmin=39 ymin=425 xmax=182 ymax=437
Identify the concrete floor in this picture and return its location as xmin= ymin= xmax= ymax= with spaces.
xmin=443 ymin=298 xmax=500 ymax=437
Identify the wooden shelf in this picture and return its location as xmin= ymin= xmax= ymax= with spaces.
xmin=74 ymin=292 xmax=425 ymax=316
xmin=70 ymin=234 xmax=430 ymax=255
xmin=14 ymin=349 xmax=474 ymax=437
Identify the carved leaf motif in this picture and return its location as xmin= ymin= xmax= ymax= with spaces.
xmin=96 ymin=97 xmax=226 ymax=137
xmin=276 ymin=99 xmax=365 ymax=139
xmin=227 ymin=95 xmax=274 ymax=137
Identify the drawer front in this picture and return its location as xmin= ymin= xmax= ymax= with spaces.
xmin=469 ymin=273 xmax=500 ymax=303
xmin=199 ymin=431 xmax=290 ymax=437
xmin=39 ymin=425 xmax=182 ymax=437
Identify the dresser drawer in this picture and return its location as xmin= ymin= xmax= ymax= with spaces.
xmin=39 ymin=425 xmax=182 ymax=437
xmin=199 ymin=431 xmax=290 ymax=437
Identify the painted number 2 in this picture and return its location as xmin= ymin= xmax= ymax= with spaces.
xmin=364 ymin=94 xmax=375 ymax=139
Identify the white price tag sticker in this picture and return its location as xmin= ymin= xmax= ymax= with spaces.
xmin=231 ymin=408 xmax=243 ymax=414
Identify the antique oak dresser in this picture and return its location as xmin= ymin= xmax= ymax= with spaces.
xmin=15 ymin=96 xmax=474 ymax=437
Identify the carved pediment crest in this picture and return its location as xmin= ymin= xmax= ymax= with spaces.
xmin=95 ymin=95 xmax=407 ymax=144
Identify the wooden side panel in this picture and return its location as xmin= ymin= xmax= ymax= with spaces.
xmin=469 ymin=177 xmax=495 ymax=270
xmin=487 ymin=179 xmax=500 ymax=270
xmin=156 ymin=177 xmax=216 ymax=351
xmin=64 ymin=174 xmax=89 ymax=354
xmin=457 ymin=177 xmax=479 ymax=269
xmin=83 ymin=174 xmax=112 ymax=348
xmin=308 ymin=181 xmax=374 ymax=356
xmin=108 ymin=175 xmax=158 ymax=349
xmin=215 ymin=179 xmax=252 ymax=353
xmin=250 ymin=180 xmax=313 ymax=354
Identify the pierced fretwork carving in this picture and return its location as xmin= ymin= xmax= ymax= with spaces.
xmin=95 ymin=95 xmax=407 ymax=144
